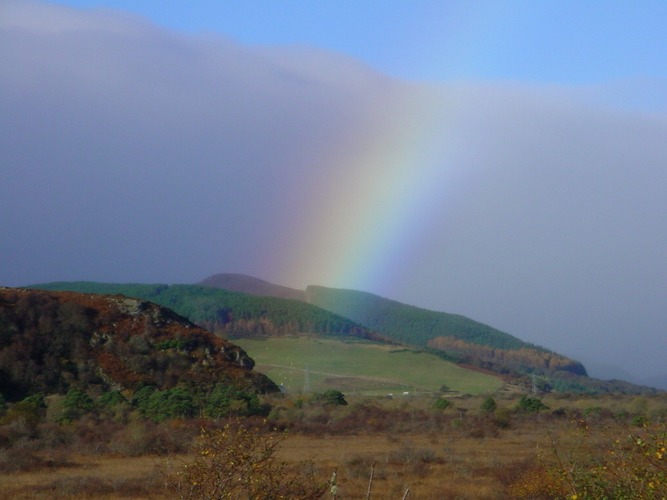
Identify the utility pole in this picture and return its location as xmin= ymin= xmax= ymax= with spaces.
xmin=303 ymin=365 xmax=311 ymax=393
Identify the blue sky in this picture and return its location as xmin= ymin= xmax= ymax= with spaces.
xmin=2 ymin=1 xmax=667 ymax=385
xmin=50 ymin=0 xmax=667 ymax=83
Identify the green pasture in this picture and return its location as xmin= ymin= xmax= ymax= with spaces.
xmin=234 ymin=337 xmax=503 ymax=396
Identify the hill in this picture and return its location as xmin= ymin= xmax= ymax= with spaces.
xmin=0 ymin=287 xmax=277 ymax=401
xmin=198 ymin=273 xmax=306 ymax=301
xmin=305 ymin=285 xmax=527 ymax=349
xmin=305 ymin=285 xmax=588 ymax=378
xmin=28 ymin=282 xmax=386 ymax=343
xmin=192 ymin=275 xmax=589 ymax=379
xmin=28 ymin=279 xmax=659 ymax=394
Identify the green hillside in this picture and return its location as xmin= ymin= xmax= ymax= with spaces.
xmin=306 ymin=285 xmax=529 ymax=349
xmin=234 ymin=337 xmax=503 ymax=395
xmin=23 ymin=282 xmax=504 ymax=396
xmin=30 ymin=281 xmax=586 ymax=378
xmin=28 ymin=282 xmax=382 ymax=341
xmin=26 ymin=281 xmax=658 ymax=394
xmin=306 ymin=285 xmax=588 ymax=378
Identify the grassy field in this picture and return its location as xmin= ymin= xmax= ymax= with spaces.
xmin=234 ymin=336 xmax=503 ymax=395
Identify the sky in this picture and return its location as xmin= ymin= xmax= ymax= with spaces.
xmin=1 ymin=1 xmax=666 ymax=386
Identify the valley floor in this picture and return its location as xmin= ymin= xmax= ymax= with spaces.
xmin=0 ymin=422 xmax=566 ymax=499
xmin=0 ymin=434 xmax=536 ymax=499
xmin=2 ymin=392 xmax=666 ymax=499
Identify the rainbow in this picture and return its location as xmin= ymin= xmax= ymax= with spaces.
xmin=276 ymin=85 xmax=474 ymax=294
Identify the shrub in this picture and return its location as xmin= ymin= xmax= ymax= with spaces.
xmin=204 ymin=384 xmax=268 ymax=418
xmin=481 ymin=396 xmax=497 ymax=414
xmin=60 ymin=389 xmax=95 ymax=422
xmin=632 ymin=415 xmax=647 ymax=426
xmin=97 ymin=390 xmax=126 ymax=408
xmin=432 ymin=398 xmax=451 ymax=411
xmin=132 ymin=385 xmax=157 ymax=411
xmin=493 ymin=406 xmax=512 ymax=429
xmin=0 ymin=443 xmax=47 ymax=472
xmin=165 ymin=421 xmax=328 ymax=499
xmin=142 ymin=388 xmax=196 ymax=422
xmin=133 ymin=386 xmax=196 ymax=421
xmin=96 ymin=390 xmax=131 ymax=421
xmin=1 ymin=393 xmax=46 ymax=432
xmin=516 ymin=396 xmax=548 ymax=413
xmin=503 ymin=461 xmax=566 ymax=498
xmin=546 ymin=420 xmax=667 ymax=499
xmin=312 ymin=390 xmax=347 ymax=406
xmin=111 ymin=420 xmax=194 ymax=456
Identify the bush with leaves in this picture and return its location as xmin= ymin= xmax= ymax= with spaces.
xmin=97 ymin=390 xmax=126 ymax=408
xmin=516 ymin=395 xmax=548 ymax=413
xmin=132 ymin=385 xmax=157 ymax=410
xmin=95 ymin=390 xmax=131 ymax=421
xmin=166 ymin=420 xmax=327 ymax=499
xmin=59 ymin=389 xmax=95 ymax=422
xmin=311 ymin=390 xmax=347 ymax=406
xmin=141 ymin=387 xmax=197 ymax=422
xmin=481 ymin=396 xmax=497 ymax=414
xmin=204 ymin=384 xmax=268 ymax=418
xmin=432 ymin=398 xmax=451 ymax=411
xmin=1 ymin=393 xmax=46 ymax=431
xmin=545 ymin=419 xmax=667 ymax=499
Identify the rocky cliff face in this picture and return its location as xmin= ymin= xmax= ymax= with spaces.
xmin=0 ymin=288 xmax=278 ymax=401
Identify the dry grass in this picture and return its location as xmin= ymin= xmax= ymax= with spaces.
xmin=277 ymin=427 xmax=548 ymax=499
xmin=0 ymin=421 xmax=549 ymax=499
xmin=0 ymin=455 xmax=170 ymax=499
xmin=1 ymin=433 xmax=543 ymax=499
xmin=1 ymin=393 xmax=666 ymax=499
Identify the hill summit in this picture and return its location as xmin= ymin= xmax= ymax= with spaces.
xmin=198 ymin=273 xmax=306 ymax=301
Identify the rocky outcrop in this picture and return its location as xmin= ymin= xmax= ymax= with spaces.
xmin=0 ymin=287 xmax=278 ymax=401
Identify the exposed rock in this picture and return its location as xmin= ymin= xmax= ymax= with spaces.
xmin=0 ymin=288 xmax=278 ymax=401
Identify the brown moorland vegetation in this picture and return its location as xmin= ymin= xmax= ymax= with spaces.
xmin=0 ymin=392 xmax=666 ymax=499
xmin=0 ymin=287 xmax=278 ymax=400
xmin=2 ymin=287 xmax=665 ymax=497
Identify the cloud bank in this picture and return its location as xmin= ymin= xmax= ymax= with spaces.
xmin=2 ymin=2 xmax=666 ymax=384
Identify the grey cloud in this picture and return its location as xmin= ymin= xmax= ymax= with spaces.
xmin=394 ymin=86 xmax=667 ymax=382
xmin=2 ymin=2 xmax=666 ymax=384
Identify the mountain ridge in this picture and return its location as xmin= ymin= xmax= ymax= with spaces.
xmin=193 ymin=274 xmax=585 ymax=376
xmin=28 ymin=281 xmax=389 ymax=344
xmin=195 ymin=275 xmax=661 ymax=393
xmin=25 ymin=275 xmax=661 ymax=394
